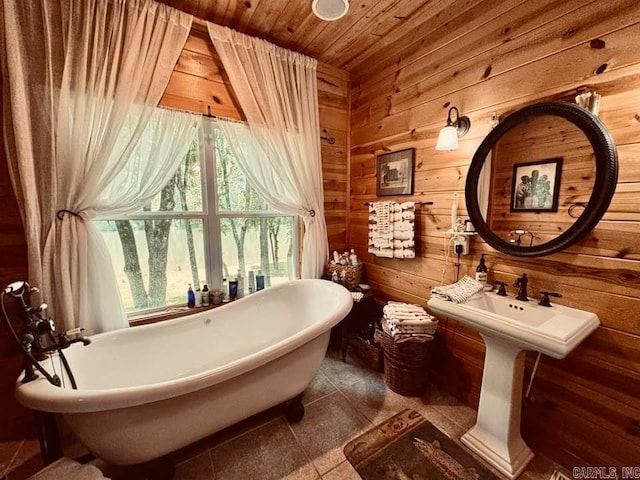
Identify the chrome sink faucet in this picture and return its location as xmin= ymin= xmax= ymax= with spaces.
xmin=514 ymin=273 xmax=529 ymax=301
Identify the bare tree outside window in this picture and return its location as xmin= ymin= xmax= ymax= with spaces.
xmin=96 ymin=122 xmax=296 ymax=314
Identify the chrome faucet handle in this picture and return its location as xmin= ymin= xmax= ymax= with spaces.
xmin=539 ymin=291 xmax=562 ymax=307
xmin=493 ymin=280 xmax=508 ymax=296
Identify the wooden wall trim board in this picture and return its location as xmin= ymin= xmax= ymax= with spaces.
xmin=350 ymin=2 xmax=640 ymax=468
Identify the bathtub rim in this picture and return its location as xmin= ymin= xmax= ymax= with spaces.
xmin=16 ymin=279 xmax=353 ymax=414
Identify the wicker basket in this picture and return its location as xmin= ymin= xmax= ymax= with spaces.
xmin=375 ymin=329 xmax=432 ymax=396
xmin=348 ymin=336 xmax=384 ymax=372
xmin=326 ymin=263 xmax=363 ymax=290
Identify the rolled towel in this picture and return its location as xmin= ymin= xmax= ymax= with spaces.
xmin=394 ymin=230 xmax=413 ymax=241
xmin=431 ymin=276 xmax=484 ymax=303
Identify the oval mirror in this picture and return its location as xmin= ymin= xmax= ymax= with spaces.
xmin=466 ymin=102 xmax=618 ymax=257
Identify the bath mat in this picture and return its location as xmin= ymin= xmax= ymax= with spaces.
xmin=343 ymin=409 xmax=500 ymax=480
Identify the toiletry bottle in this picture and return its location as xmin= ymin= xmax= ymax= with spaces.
xmin=236 ymin=270 xmax=244 ymax=299
xmin=187 ymin=284 xmax=195 ymax=308
xmin=475 ymin=254 xmax=488 ymax=288
xmin=229 ymin=280 xmax=238 ymax=300
xmin=349 ymin=249 xmax=358 ymax=266
xmin=202 ymin=284 xmax=210 ymax=307
xmin=256 ymin=270 xmax=265 ymax=291
xmin=222 ymin=278 xmax=229 ymax=302
xmin=248 ymin=270 xmax=255 ymax=294
xmin=195 ymin=288 xmax=202 ymax=307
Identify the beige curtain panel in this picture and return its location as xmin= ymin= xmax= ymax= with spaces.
xmin=1 ymin=0 xmax=194 ymax=334
xmin=207 ymin=24 xmax=328 ymax=279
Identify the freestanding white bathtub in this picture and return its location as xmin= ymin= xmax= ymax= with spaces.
xmin=16 ymin=279 xmax=353 ymax=465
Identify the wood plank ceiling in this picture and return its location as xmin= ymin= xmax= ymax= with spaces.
xmin=155 ymin=0 xmax=443 ymax=71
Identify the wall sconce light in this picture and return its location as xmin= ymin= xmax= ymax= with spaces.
xmin=312 ymin=0 xmax=349 ymax=21
xmin=435 ymin=106 xmax=471 ymax=151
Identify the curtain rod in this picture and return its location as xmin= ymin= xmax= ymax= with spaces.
xmin=187 ymin=17 xmax=330 ymax=143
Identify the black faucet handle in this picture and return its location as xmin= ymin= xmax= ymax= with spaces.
xmin=493 ymin=280 xmax=508 ymax=296
xmin=539 ymin=291 xmax=562 ymax=307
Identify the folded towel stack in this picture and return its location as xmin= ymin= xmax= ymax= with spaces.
xmin=382 ymin=301 xmax=438 ymax=343
xmin=431 ymin=276 xmax=484 ymax=303
xmin=368 ymin=201 xmax=415 ymax=259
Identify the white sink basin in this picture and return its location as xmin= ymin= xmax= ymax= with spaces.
xmin=427 ymin=291 xmax=599 ymax=479
xmin=429 ymin=292 xmax=600 ymax=359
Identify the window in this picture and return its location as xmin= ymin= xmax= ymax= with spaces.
xmin=96 ymin=120 xmax=297 ymax=314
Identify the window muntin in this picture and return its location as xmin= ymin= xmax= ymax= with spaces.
xmin=97 ymin=121 xmax=297 ymax=314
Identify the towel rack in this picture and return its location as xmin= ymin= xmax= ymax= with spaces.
xmin=364 ymin=201 xmax=433 ymax=206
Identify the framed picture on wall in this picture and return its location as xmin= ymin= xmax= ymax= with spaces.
xmin=510 ymin=157 xmax=563 ymax=212
xmin=376 ymin=148 xmax=415 ymax=196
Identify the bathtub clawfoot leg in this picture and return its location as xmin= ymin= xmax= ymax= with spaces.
xmin=286 ymin=394 xmax=305 ymax=423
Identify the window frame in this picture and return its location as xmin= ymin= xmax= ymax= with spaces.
xmin=95 ymin=121 xmax=300 ymax=316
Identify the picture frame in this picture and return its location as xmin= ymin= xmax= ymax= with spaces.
xmin=510 ymin=157 xmax=563 ymax=212
xmin=376 ymin=148 xmax=415 ymax=196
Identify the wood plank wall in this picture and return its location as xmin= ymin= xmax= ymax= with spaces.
xmin=0 ymin=29 xmax=350 ymax=442
xmin=349 ymin=0 xmax=640 ymax=467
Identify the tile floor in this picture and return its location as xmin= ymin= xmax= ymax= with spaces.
xmin=0 ymin=440 xmax=41 ymax=480
xmin=7 ymin=346 xmax=565 ymax=480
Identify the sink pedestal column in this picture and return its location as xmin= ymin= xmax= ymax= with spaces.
xmin=461 ymin=334 xmax=533 ymax=479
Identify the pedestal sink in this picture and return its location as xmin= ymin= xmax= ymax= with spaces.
xmin=427 ymin=292 xmax=599 ymax=479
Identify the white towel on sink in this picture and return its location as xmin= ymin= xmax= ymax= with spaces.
xmin=431 ymin=276 xmax=484 ymax=303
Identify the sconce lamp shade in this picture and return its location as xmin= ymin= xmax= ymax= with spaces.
xmin=435 ymin=106 xmax=471 ymax=151
xmin=435 ymin=125 xmax=459 ymax=150
xmin=312 ymin=0 xmax=349 ymax=21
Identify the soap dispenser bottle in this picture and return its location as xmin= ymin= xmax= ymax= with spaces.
xmin=202 ymin=284 xmax=210 ymax=307
xmin=475 ymin=254 xmax=489 ymax=290
xmin=187 ymin=284 xmax=195 ymax=308
xmin=256 ymin=270 xmax=265 ymax=291
xmin=222 ymin=278 xmax=230 ymax=302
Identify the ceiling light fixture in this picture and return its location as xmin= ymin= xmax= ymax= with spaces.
xmin=435 ymin=106 xmax=471 ymax=151
xmin=312 ymin=0 xmax=349 ymax=21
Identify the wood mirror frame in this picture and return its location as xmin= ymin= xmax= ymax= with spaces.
xmin=466 ymin=101 xmax=618 ymax=257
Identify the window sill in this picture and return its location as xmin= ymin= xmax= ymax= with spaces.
xmin=128 ymin=303 xmax=225 ymax=327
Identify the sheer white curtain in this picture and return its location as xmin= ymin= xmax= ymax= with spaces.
xmin=207 ymin=24 xmax=328 ymax=279
xmin=1 ymin=0 xmax=193 ymax=334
